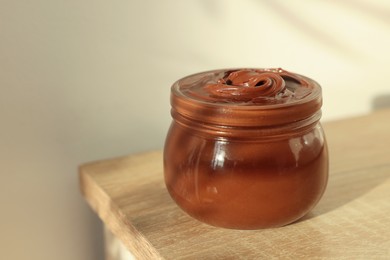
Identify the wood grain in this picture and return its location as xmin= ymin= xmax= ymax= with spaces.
xmin=79 ymin=109 xmax=390 ymax=259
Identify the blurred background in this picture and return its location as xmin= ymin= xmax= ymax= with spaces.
xmin=1 ymin=0 xmax=389 ymax=259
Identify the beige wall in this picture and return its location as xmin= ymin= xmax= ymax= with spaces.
xmin=1 ymin=0 xmax=389 ymax=259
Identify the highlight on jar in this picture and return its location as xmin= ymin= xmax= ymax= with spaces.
xmin=164 ymin=68 xmax=329 ymax=229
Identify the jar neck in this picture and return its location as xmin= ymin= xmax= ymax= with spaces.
xmin=171 ymin=109 xmax=322 ymax=140
xmin=171 ymin=97 xmax=322 ymax=127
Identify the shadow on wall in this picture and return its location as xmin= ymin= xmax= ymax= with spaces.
xmin=372 ymin=94 xmax=390 ymax=110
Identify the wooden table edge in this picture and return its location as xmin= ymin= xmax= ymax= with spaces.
xmin=79 ymin=163 xmax=164 ymax=260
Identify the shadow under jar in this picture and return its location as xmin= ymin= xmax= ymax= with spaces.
xmin=164 ymin=68 xmax=329 ymax=229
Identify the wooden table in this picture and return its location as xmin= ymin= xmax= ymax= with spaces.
xmin=79 ymin=109 xmax=390 ymax=259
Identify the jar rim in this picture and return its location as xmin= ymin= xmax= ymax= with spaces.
xmin=171 ymin=68 xmax=322 ymax=127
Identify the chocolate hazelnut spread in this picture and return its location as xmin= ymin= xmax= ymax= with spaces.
xmin=164 ymin=68 xmax=328 ymax=229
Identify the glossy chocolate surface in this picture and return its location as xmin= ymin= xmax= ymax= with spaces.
xmin=164 ymin=69 xmax=328 ymax=229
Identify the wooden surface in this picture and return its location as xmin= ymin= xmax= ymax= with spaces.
xmin=105 ymin=226 xmax=136 ymax=260
xmin=79 ymin=109 xmax=390 ymax=259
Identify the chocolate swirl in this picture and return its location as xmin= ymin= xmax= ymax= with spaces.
xmin=175 ymin=68 xmax=318 ymax=107
xmin=171 ymin=68 xmax=322 ymax=127
xmin=205 ymin=69 xmax=287 ymax=102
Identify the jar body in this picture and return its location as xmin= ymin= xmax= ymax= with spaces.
xmin=163 ymin=120 xmax=328 ymax=229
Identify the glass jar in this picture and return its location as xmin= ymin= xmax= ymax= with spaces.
xmin=164 ymin=68 xmax=328 ymax=229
